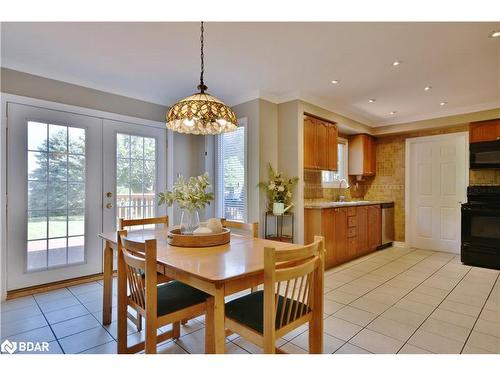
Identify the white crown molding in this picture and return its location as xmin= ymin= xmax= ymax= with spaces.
xmin=373 ymin=100 xmax=500 ymax=128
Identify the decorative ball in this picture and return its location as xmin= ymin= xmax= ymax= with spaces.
xmin=207 ymin=218 xmax=223 ymax=233
xmin=193 ymin=226 xmax=212 ymax=235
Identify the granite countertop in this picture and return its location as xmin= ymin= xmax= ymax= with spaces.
xmin=304 ymin=200 xmax=393 ymax=209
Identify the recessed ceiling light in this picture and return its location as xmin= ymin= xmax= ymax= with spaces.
xmin=489 ymin=30 xmax=500 ymax=38
xmin=392 ymin=60 xmax=402 ymax=66
xmin=331 ymin=80 xmax=340 ymax=84
xmin=368 ymin=99 xmax=376 ymax=103
xmin=440 ymin=102 xmax=448 ymax=106
xmin=424 ymin=86 xmax=432 ymax=91
xmin=389 ymin=111 xmax=397 ymax=115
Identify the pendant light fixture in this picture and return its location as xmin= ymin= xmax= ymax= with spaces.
xmin=166 ymin=22 xmax=238 ymax=135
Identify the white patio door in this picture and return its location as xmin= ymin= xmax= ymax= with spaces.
xmin=101 ymin=119 xmax=167 ymax=234
xmin=7 ymin=104 xmax=103 ymax=290
xmin=408 ymin=133 xmax=468 ymax=253
xmin=6 ymin=104 xmax=167 ymax=290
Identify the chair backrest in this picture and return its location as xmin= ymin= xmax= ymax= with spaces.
xmin=119 ymin=216 xmax=169 ymax=230
xmin=221 ymin=218 xmax=258 ymax=238
xmin=263 ymin=236 xmax=324 ymax=335
xmin=117 ymin=230 xmax=158 ymax=312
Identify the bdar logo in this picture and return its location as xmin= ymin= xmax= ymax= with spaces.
xmin=1 ymin=339 xmax=17 ymax=354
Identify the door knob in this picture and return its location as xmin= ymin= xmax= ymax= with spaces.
xmin=106 ymin=203 xmax=113 ymax=209
xmin=106 ymin=192 xmax=113 ymax=198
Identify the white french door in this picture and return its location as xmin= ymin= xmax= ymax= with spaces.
xmin=6 ymin=103 xmax=166 ymax=290
xmin=408 ymin=132 xmax=468 ymax=253
xmin=102 ymin=119 xmax=166 ymax=233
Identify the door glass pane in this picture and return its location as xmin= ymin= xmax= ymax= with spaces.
xmin=28 ymin=122 xmax=47 ymax=151
xmin=26 ymin=121 xmax=86 ymax=271
xmin=116 ymin=133 xmax=157 ymax=227
xmin=28 ymin=151 xmax=48 ymax=180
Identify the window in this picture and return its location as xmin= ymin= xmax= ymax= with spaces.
xmin=215 ymin=119 xmax=247 ymax=222
xmin=322 ymin=138 xmax=348 ymax=187
xmin=116 ymin=133 xmax=157 ymax=227
xmin=27 ymin=122 xmax=86 ymax=270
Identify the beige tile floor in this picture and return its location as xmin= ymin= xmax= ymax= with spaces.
xmin=1 ymin=246 xmax=500 ymax=354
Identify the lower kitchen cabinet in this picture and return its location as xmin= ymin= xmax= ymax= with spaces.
xmin=304 ymin=204 xmax=382 ymax=269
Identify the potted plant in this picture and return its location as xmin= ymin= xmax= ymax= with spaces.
xmin=158 ymin=173 xmax=214 ymax=234
xmin=258 ymin=164 xmax=299 ymax=215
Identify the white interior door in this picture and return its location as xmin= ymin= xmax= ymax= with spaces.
xmin=102 ymin=119 xmax=167 ymax=234
xmin=409 ymin=133 xmax=467 ymax=253
xmin=6 ymin=103 xmax=102 ymax=290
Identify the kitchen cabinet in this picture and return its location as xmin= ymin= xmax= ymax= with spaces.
xmin=304 ymin=204 xmax=382 ymax=269
xmin=470 ymin=119 xmax=500 ymax=143
xmin=333 ymin=207 xmax=348 ymax=264
xmin=303 ymin=116 xmax=317 ymax=169
xmin=303 ymin=115 xmax=338 ymax=171
xmin=348 ymin=134 xmax=376 ymax=176
xmin=356 ymin=206 xmax=369 ymax=255
xmin=327 ymin=125 xmax=338 ymax=170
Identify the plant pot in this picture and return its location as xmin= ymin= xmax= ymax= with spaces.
xmin=273 ymin=202 xmax=285 ymax=215
xmin=180 ymin=209 xmax=200 ymax=234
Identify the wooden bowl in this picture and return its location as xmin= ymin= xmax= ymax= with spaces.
xmin=167 ymin=228 xmax=231 ymax=248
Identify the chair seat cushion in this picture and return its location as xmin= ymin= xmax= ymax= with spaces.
xmin=225 ymin=290 xmax=309 ymax=333
xmin=157 ymin=281 xmax=209 ymax=317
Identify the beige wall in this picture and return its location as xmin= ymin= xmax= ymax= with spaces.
xmin=1 ymin=68 xmax=167 ymax=122
xmin=232 ymin=99 xmax=279 ymax=236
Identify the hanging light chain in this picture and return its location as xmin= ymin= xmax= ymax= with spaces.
xmin=198 ymin=21 xmax=207 ymax=93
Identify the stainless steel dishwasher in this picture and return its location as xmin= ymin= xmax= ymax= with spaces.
xmin=379 ymin=202 xmax=395 ymax=249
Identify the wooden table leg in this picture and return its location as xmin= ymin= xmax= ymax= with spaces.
xmin=102 ymin=241 xmax=113 ymax=325
xmin=204 ymin=296 xmax=215 ymax=354
xmin=213 ymin=286 xmax=226 ymax=354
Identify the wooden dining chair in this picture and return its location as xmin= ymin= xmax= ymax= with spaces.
xmin=118 ymin=216 xmax=171 ymax=331
xmin=221 ymin=218 xmax=258 ymax=238
xmin=224 ymin=236 xmax=325 ymax=354
xmin=119 ymin=215 xmax=169 ymax=231
xmin=117 ymin=230 xmax=215 ymax=354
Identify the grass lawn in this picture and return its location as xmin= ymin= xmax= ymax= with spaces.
xmin=28 ymin=216 xmax=84 ymax=240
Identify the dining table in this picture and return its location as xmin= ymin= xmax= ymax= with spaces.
xmin=98 ymin=228 xmax=324 ymax=354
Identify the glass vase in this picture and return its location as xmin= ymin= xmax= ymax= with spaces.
xmin=180 ymin=209 xmax=200 ymax=234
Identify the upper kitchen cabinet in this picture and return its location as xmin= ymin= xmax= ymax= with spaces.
xmin=348 ymin=134 xmax=376 ymax=176
xmin=303 ymin=115 xmax=338 ymax=171
xmin=469 ymin=119 xmax=500 ymax=143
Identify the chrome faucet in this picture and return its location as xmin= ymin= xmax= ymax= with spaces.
xmin=338 ymin=179 xmax=348 ymax=202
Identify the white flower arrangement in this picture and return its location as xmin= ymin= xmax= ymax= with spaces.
xmin=258 ymin=163 xmax=299 ymax=212
xmin=158 ymin=172 xmax=214 ymax=211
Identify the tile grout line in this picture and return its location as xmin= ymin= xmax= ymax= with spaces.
xmin=340 ymin=252 xmax=461 ymax=353
xmin=396 ymin=264 xmax=477 ymax=354
xmin=30 ymin=288 xmax=68 ymax=354
xmin=459 ymin=272 xmax=500 ymax=354
xmin=65 ymin=284 xmax=118 ymax=353
xmin=331 ymin=249 xmax=447 ymax=353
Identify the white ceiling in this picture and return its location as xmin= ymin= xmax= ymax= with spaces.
xmin=1 ymin=22 xmax=499 ymax=126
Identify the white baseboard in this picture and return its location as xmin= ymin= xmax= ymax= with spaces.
xmin=393 ymin=241 xmax=407 ymax=248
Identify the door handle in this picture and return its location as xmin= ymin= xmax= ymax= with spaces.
xmin=106 ymin=203 xmax=113 ymax=209
xmin=106 ymin=192 xmax=113 ymax=198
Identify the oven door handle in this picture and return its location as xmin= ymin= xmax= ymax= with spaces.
xmin=462 ymin=206 xmax=500 ymax=214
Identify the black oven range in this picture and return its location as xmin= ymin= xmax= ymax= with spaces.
xmin=461 ymin=185 xmax=500 ymax=270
